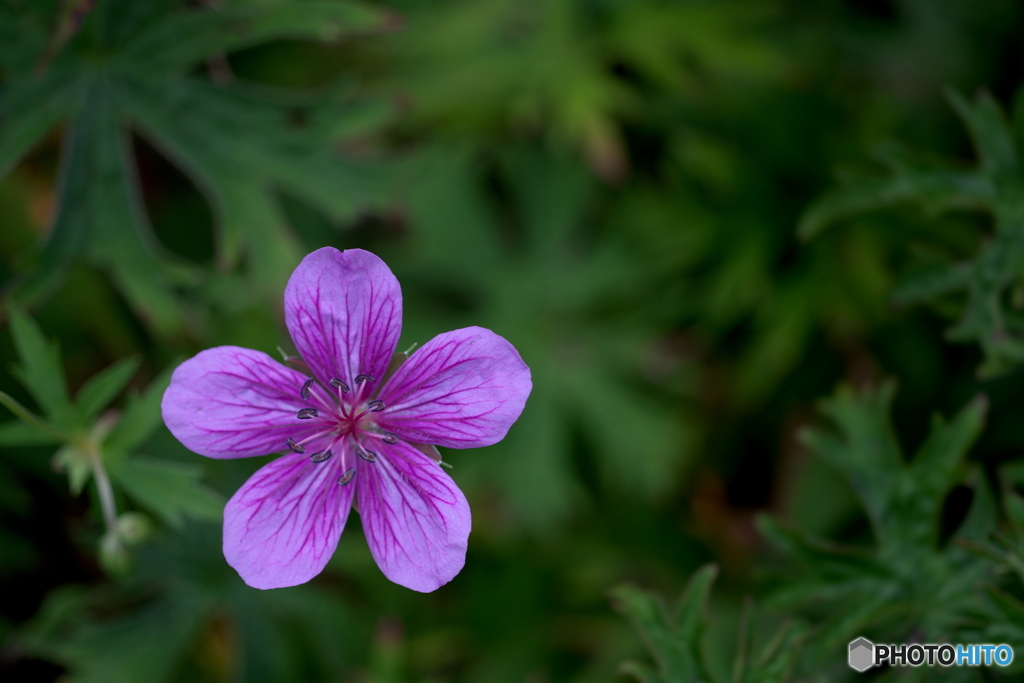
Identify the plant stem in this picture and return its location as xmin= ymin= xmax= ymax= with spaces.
xmin=90 ymin=451 xmax=117 ymax=531
xmin=0 ymin=391 xmax=71 ymax=441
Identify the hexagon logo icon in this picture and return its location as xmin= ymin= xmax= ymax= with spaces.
xmin=848 ymin=637 xmax=874 ymax=672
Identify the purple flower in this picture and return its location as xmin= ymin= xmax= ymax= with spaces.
xmin=161 ymin=248 xmax=531 ymax=592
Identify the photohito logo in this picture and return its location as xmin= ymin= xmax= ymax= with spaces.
xmin=848 ymin=638 xmax=874 ymax=672
xmin=848 ymin=637 xmax=1014 ymax=671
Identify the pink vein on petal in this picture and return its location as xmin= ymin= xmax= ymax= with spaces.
xmin=161 ymin=346 xmax=318 ymax=459
xmin=224 ymin=450 xmax=355 ymax=589
xmin=356 ymin=439 xmax=470 ymax=592
xmin=284 ymin=248 xmax=402 ymax=389
xmin=376 ymin=327 xmax=532 ymax=448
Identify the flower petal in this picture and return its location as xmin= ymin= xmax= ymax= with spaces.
xmin=224 ymin=452 xmax=354 ymax=589
xmin=376 ymin=327 xmax=532 ymax=448
xmin=162 ymin=346 xmax=316 ymax=459
xmin=356 ymin=440 xmax=470 ymax=592
xmin=284 ymin=247 xmax=402 ymax=390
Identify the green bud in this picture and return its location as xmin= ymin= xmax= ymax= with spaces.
xmin=99 ymin=532 xmax=131 ymax=576
xmin=116 ymin=512 xmax=152 ymax=544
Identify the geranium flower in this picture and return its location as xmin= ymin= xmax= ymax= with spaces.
xmin=161 ymin=248 xmax=531 ymax=591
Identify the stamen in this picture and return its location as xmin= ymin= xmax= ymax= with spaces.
xmin=291 ymin=429 xmax=334 ymax=449
xmin=297 ymin=408 xmax=318 ymax=420
xmin=310 ymin=449 xmax=333 ymax=463
xmin=380 ymin=433 xmax=398 ymax=445
xmin=302 ymin=382 xmax=337 ymax=413
xmin=330 ymin=377 xmax=350 ymax=393
xmin=358 ymin=449 xmax=378 ymax=463
xmin=355 ymin=374 xmax=375 ymax=384
xmin=286 ymin=437 xmax=306 ymax=454
xmin=366 ymin=400 xmax=385 ymax=412
xmin=337 ymin=468 xmax=356 ymax=486
xmin=300 ymin=378 xmax=315 ymax=400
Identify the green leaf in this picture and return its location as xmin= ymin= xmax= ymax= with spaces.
xmin=0 ymin=392 xmax=69 ymax=442
xmin=16 ymin=583 xmax=212 ymax=683
xmin=1006 ymin=491 xmax=1024 ymax=537
xmin=946 ymin=88 xmax=1020 ymax=179
xmin=2 ymin=0 xmax=391 ymax=333
xmin=0 ymin=420 xmax=61 ymax=447
xmin=14 ymin=78 xmax=193 ymax=337
xmin=735 ymin=613 xmax=807 ymax=683
xmin=53 ymin=446 xmax=92 ymax=496
xmin=798 ymin=90 xmax=1024 ymax=376
xmin=0 ymin=70 xmax=83 ymax=180
xmin=797 ymin=169 xmax=991 ymax=241
xmin=499 ymin=147 xmax=593 ymax=257
xmin=6 ymin=306 xmax=72 ymax=422
xmin=756 ymin=516 xmax=887 ymax=582
xmin=955 ymin=466 xmax=997 ymax=542
xmin=890 ymin=262 xmax=973 ymax=307
xmin=110 ymin=457 xmax=223 ymax=529
xmin=74 ymin=356 xmax=141 ymax=423
xmin=612 ymin=567 xmax=807 ymax=683
xmin=907 ymin=395 xmax=987 ymax=519
xmin=611 ymin=565 xmax=717 ymax=683
xmin=762 ymin=381 xmax=994 ymax=653
xmin=567 ymin=362 xmax=688 ymax=500
xmin=798 ymin=381 xmax=901 ymax=532
xmin=119 ymin=1 xmax=394 ymax=75
xmin=988 ymin=586 xmax=1024 ymax=631
xmin=103 ymin=366 xmax=173 ymax=460
xmin=124 ymin=76 xmax=388 ymax=293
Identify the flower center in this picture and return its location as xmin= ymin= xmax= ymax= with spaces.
xmin=285 ymin=375 xmax=399 ymax=485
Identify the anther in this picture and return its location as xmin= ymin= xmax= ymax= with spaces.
xmin=355 ymin=374 xmax=375 ymax=384
xmin=366 ymin=400 xmax=385 ymax=412
xmin=380 ymin=433 xmax=398 ymax=445
xmin=300 ymin=378 xmax=315 ymax=400
xmin=338 ymin=468 xmax=356 ymax=485
xmin=310 ymin=449 xmax=333 ymax=463
xmin=358 ymin=449 xmax=378 ymax=463
xmin=286 ymin=437 xmax=306 ymax=454
xmin=330 ymin=377 xmax=350 ymax=393
xmin=297 ymin=408 xmax=318 ymax=420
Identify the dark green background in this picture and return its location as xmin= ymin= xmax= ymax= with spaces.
xmin=2 ymin=0 xmax=1024 ymax=681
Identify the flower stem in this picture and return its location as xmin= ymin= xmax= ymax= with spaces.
xmin=90 ymin=450 xmax=118 ymax=531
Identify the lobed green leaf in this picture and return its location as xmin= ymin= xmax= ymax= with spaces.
xmin=110 ymin=457 xmax=223 ymax=529
xmin=7 ymin=306 xmax=72 ymax=423
xmin=74 ymin=356 xmax=141 ymax=424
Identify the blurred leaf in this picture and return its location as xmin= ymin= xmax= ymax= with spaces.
xmin=18 ymin=583 xmax=213 ymax=683
xmin=125 ymin=76 xmax=390 ymax=292
xmin=800 ymin=90 xmax=1024 ymax=376
xmin=121 ymin=1 xmax=393 ymax=74
xmin=53 ymin=445 xmax=92 ymax=496
xmin=762 ymin=381 xmax=994 ymax=660
xmin=0 ymin=390 xmax=68 ymax=442
xmin=612 ymin=567 xmax=806 ymax=683
xmin=0 ymin=68 xmax=83 ymax=178
xmin=611 ymin=565 xmax=717 ymax=683
xmin=74 ymin=355 xmax=140 ymax=423
xmin=1 ymin=0 xmax=394 ymax=334
xmin=890 ymin=262 xmax=973 ymax=306
xmin=103 ymin=366 xmax=172 ymax=460
xmin=111 ymin=456 xmax=223 ymax=528
xmin=733 ymin=608 xmax=807 ymax=683
xmin=7 ymin=305 xmax=72 ymax=423
xmin=0 ymin=419 xmax=61 ymax=446
xmin=957 ymin=466 xmax=997 ymax=541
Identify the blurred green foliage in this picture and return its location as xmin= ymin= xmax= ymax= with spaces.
xmin=2 ymin=0 xmax=1024 ymax=681
xmin=612 ymin=566 xmax=806 ymax=683
xmin=802 ymin=90 xmax=1024 ymax=378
